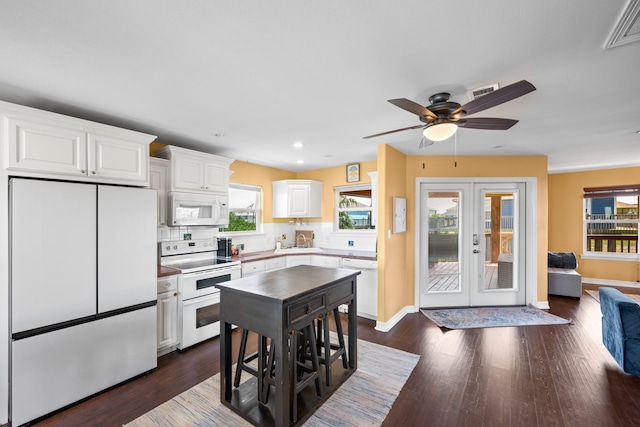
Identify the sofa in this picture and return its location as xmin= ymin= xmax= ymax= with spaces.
xmin=548 ymin=251 xmax=582 ymax=298
xmin=599 ymin=287 xmax=640 ymax=376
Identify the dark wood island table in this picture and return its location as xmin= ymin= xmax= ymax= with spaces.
xmin=217 ymin=265 xmax=360 ymax=427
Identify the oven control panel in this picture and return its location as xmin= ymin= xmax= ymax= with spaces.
xmin=160 ymin=239 xmax=217 ymax=256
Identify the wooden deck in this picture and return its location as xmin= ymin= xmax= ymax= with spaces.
xmin=428 ymin=261 xmax=501 ymax=292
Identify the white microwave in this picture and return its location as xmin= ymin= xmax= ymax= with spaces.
xmin=168 ymin=191 xmax=229 ymax=227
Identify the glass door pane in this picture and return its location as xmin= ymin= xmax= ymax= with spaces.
xmin=427 ymin=192 xmax=461 ymax=292
xmin=472 ymin=183 xmax=526 ymax=307
xmin=420 ymin=184 xmax=471 ymax=308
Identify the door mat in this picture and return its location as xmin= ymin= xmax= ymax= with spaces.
xmin=585 ymin=289 xmax=640 ymax=304
xmin=126 ymin=338 xmax=419 ymax=427
xmin=420 ymin=305 xmax=571 ymax=329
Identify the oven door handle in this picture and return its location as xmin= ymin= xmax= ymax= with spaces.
xmin=183 ymin=292 xmax=220 ymax=308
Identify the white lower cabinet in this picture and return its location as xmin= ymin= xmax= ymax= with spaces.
xmin=265 ymin=257 xmax=286 ymax=271
xmin=310 ymin=255 xmax=341 ymax=268
xmin=241 ymin=260 xmax=266 ymax=277
xmin=157 ymin=275 xmax=179 ymax=354
xmin=286 ymin=255 xmax=312 ymax=267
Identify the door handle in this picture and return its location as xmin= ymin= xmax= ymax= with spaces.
xmin=473 ymin=249 xmax=480 ymax=254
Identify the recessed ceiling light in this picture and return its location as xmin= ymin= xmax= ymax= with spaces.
xmin=296 ymin=159 xmax=304 ymax=164
xmin=293 ymin=142 xmax=304 ymax=148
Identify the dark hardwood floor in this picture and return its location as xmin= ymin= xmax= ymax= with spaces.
xmin=20 ymin=283 xmax=640 ymax=427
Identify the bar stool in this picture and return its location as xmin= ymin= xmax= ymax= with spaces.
xmin=314 ymin=307 xmax=348 ymax=387
xmin=234 ymin=329 xmax=269 ymax=402
xmin=263 ymin=324 xmax=322 ymax=422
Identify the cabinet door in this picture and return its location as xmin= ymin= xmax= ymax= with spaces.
xmin=288 ymin=185 xmax=310 ymax=217
xmin=7 ymin=117 xmax=88 ymax=176
xmin=173 ymin=156 xmax=205 ymax=191
xmin=242 ymin=260 xmax=266 ymax=277
xmin=88 ymin=132 xmax=148 ymax=184
xmin=310 ymin=255 xmax=341 ymax=268
xmin=265 ymin=257 xmax=286 ymax=271
xmin=203 ymin=161 xmax=228 ymax=193
xmin=286 ymin=255 xmax=311 ymax=267
xmin=149 ymin=158 xmax=169 ymax=226
xmin=157 ymin=290 xmax=179 ymax=349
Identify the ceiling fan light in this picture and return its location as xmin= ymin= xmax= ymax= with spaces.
xmin=423 ymin=123 xmax=458 ymax=141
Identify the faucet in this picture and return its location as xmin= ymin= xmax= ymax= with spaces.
xmin=296 ymin=234 xmax=307 ymax=248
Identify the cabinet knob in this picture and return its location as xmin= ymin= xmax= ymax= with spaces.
xmin=91 ymin=171 xmax=96 ymax=175
xmin=81 ymin=170 xmax=85 ymax=174
xmin=173 ymin=292 xmax=178 ymax=297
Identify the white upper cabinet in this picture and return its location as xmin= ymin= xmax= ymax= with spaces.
xmin=1 ymin=100 xmax=155 ymax=186
xmin=149 ymin=158 xmax=169 ymax=226
xmin=154 ymin=145 xmax=232 ymax=194
xmin=272 ymin=179 xmax=323 ymax=218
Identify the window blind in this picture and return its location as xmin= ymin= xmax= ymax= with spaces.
xmin=583 ymin=185 xmax=640 ymax=198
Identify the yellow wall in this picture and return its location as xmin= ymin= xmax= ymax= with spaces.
xmin=298 ymin=160 xmax=377 ymax=222
xmin=377 ymin=145 xmax=408 ymax=320
xmin=402 ymin=155 xmax=549 ymax=305
xmin=549 ymin=166 xmax=640 ymax=283
xmin=229 ymin=161 xmax=295 ymax=223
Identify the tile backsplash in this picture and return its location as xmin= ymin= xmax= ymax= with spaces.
xmin=157 ymin=222 xmax=377 ymax=254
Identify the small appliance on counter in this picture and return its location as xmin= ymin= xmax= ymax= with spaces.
xmin=218 ymin=237 xmax=233 ymax=259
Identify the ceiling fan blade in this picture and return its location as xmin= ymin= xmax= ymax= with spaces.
xmin=418 ymin=137 xmax=435 ymax=149
xmin=388 ymin=98 xmax=437 ymax=119
xmin=458 ymin=117 xmax=519 ymax=130
xmin=363 ymin=124 xmax=426 ymax=139
xmin=453 ymin=80 xmax=536 ymax=116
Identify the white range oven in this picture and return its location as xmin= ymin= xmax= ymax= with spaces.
xmin=159 ymin=239 xmax=241 ymax=349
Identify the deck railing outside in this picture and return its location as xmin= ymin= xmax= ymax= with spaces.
xmin=585 ymin=213 xmax=639 ymax=253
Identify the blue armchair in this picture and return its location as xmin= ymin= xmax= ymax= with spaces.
xmin=599 ymin=287 xmax=640 ymax=376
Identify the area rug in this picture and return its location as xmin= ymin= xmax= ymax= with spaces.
xmin=125 ymin=338 xmax=419 ymax=427
xmin=420 ymin=305 xmax=571 ymax=329
xmin=586 ymin=289 xmax=640 ymax=304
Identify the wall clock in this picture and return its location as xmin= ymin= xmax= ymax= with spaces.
xmin=393 ymin=197 xmax=406 ymax=233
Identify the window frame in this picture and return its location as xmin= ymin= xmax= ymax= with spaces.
xmin=220 ymin=183 xmax=262 ymax=235
xmin=582 ymin=184 xmax=639 ymax=261
xmin=334 ymin=183 xmax=376 ymax=232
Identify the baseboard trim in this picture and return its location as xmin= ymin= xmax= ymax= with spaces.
xmin=583 ymin=277 xmax=640 ymax=289
xmin=375 ymin=305 xmax=416 ymax=332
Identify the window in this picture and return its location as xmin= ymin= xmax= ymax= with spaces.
xmin=335 ymin=184 xmax=375 ymax=230
xmin=583 ymin=185 xmax=639 ymax=257
xmin=221 ymin=184 xmax=261 ymax=233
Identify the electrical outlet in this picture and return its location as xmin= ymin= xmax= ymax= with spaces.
xmin=348 ymin=240 xmax=354 ymax=247
xmin=282 ymin=234 xmax=287 ymax=240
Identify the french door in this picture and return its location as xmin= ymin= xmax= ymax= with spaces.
xmin=419 ymin=181 xmax=526 ymax=308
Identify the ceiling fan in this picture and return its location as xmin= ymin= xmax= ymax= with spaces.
xmin=363 ymin=80 xmax=536 ymax=145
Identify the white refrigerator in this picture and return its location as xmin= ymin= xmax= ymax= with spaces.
xmin=10 ymin=178 xmax=157 ymax=426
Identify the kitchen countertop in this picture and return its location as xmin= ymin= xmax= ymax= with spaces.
xmin=157 ymin=249 xmax=376 ymax=277
xmin=234 ymin=248 xmax=377 ymax=263
xmin=157 ymin=265 xmax=181 ymax=277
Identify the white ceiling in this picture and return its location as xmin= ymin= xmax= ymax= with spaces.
xmin=1 ymin=0 xmax=639 ymax=173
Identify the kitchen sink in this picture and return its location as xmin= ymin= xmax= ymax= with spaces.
xmin=274 ymin=247 xmax=323 ymax=254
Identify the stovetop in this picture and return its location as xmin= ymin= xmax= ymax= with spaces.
xmin=159 ymin=239 xmax=239 ymax=273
